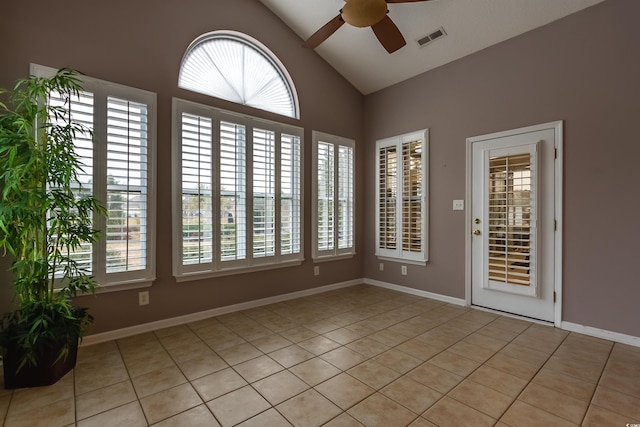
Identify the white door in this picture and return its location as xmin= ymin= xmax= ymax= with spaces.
xmin=468 ymin=122 xmax=562 ymax=323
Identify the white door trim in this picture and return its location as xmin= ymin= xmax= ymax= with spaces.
xmin=465 ymin=121 xmax=563 ymax=327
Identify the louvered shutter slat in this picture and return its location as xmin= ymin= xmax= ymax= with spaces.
xmin=106 ymin=97 xmax=150 ymax=273
xmin=181 ymin=113 xmax=214 ymax=265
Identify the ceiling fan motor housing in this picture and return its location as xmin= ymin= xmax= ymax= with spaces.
xmin=341 ymin=0 xmax=388 ymax=27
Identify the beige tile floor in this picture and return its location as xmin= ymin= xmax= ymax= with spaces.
xmin=1 ymin=284 xmax=639 ymax=426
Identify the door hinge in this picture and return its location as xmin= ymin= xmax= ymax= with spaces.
xmin=554 ymin=220 xmax=557 ymax=231
xmin=554 ymin=148 xmax=557 ymax=159
xmin=554 ymin=292 xmax=557 ymax=303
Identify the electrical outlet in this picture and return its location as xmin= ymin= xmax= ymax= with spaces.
xmin=401 ymin=265 xmax=408 ymax=276
xmin=379 ymin=262 xmax=384 ymax=271
xmin=314 ymin=266 xmax=320 ymax=276
xmin=139 ymin=291 xmax=149 ymax=306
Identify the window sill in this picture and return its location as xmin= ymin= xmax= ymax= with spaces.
xmin=376 ymin=256 xmax=427 ymax=266
xmin=175 ymin=259 xmax=304 ymax=283
xmin=92 ymin=278 xmax=155 ymax=294
xmin=312 ymin=253 xmax=355 ymax=263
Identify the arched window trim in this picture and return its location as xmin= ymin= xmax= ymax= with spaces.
xmin=179 ymin=30 xmax=300 ymax=120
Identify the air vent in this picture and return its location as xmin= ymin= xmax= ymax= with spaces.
xmin=417 ymin=27 xmax=447 ymax=47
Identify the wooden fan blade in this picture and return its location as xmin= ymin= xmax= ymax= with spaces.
xmin=303 ymin=14 xmax=344 ymax=49
xmin=371 ymin=15 xmax=406 ymax=53
xmin=386 ymin=0 xmax=431 ymax=3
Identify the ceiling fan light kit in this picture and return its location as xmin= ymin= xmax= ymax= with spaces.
xmin=304 ymin=0 xmax=432 ymax=54
xmin=341 ymin=0 xmax=388 ymax=27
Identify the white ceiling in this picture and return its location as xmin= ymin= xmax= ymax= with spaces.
xmin=259 ymin=0 xmax=605 ymax=94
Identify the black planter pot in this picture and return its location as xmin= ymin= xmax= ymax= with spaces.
xmin=2 ymin=339 xmax=79 ymax=389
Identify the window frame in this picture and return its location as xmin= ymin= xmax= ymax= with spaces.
xmin=172 ymin=98 xmax=304 ymax=282
xmin=375 ymin=129 xmax=429 ymax=265
xmin=32 ymin=64 xmax=157 ymax=291
xmin=311 ymin=131 xmax=356 ymax=262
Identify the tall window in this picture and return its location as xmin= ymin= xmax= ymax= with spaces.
xmin=178 ymin=31 xmax=299 ymax=119
xmin=173 ymin=98 xmax=302 ymax=280
xmin=33 ymin=64 xmax=157 ymax=288
xmin=376 ymin=130 xmax=428 ymax=264
xmin=312 ymin=132 xmax=355 ymax=261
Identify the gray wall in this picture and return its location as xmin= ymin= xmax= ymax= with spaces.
xmin=363 ymin=0 xmax=640 ymax=337
xmin=2 ymin=0 xmax=638 ymax=340
xmin=0 ymin=0 xmax=365 ymax=333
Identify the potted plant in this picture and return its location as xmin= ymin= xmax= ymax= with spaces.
xmin=0 ymin=68 xmax=105 ymax=388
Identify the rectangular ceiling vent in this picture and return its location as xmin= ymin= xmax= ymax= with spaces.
xmin=417 ymin=27 xmax=447 ymax=47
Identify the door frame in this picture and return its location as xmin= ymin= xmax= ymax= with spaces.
xmin=465 ymin=121 xmax=563 ymax=327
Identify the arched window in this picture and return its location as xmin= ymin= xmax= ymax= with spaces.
xmin=178 ymin=31 xmax=299 ymax=119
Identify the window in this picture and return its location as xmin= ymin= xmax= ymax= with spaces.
xmin=33 ymin=64 xmax=157 ymax=289
xmin=376 ymin=130 xmax=428 ymax=264
xmin=312 ymin=132 xmax=355 ymax=261
xmin=178 ymin=31 xmax=299 ymax=119
xmin=173 ymin=98 xmax=302 ymax=280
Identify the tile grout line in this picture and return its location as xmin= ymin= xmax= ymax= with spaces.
xmin=577 ymin=338 xmax=616 ymax=426
xmin=500 ymin=329 xmax=600 ymax=426
xmin=482 ymin=322 xmax=564 ymax=426
xmin=7 ymin=285 xmax=638 ymax=426
xmin=400 ymin=310 xmax=521 ymax=425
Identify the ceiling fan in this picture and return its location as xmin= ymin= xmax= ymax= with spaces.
xmin=303 ymin=0 xmax=432 ymax=54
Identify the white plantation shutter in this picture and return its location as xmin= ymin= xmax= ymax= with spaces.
xmin=378 ymin=145 xmax=397 ymax=251
xmin=219 ymin=121 xmax=246 ymax=262
xmin=34 ymin=63 xmax=157 ymax=288
xmin=106 ymin=97 xmax=149 ymax=273
xmin=312 ymin=132 xmax=355 ymax=260
xmin=376 ymin=130 xmax=428 ymax=264
xmin=252 ymin=129 xmax=276 ymax=258
xmin=173 ymin=99 xmax=303 ymax=279
xmin=280 ymin=134 xmax=301 ymax=255
xmin=338 ymin=145 xmax=354 ymax=250
xmin=49 ymin=90 xmax=95 ymax=275
xmin=317 ymin=142 xmax=335 ymax=251
xmin=402 ymin=140 xmax=422 ymax=254
xmin=181 ymin=113 xmax=214 ymax=266
xmin=487 ymin=151 xmax=536 ymax=289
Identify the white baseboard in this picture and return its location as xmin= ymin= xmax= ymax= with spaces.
xmin=364 ymin=278 xmax=467 ymax=307
xmin=81 ymin=277 xmax=639 ymax=349
xmin=82 ymin=278 xmax=362 ymax=347
xmin=82 ymin=277 xmax=466 ymax=347
xmin=561 ymin=321 xmax=640 ymax=348
xmin=363 ymin=278 xmax=639 ymax=348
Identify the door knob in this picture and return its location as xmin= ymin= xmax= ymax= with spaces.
xmin=473 ymin=229 xmax=481 ymax=236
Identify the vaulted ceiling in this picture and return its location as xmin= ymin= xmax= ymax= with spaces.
xmin=259 ymin=0 xmax=605 ymax=94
